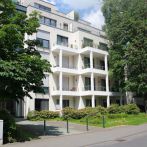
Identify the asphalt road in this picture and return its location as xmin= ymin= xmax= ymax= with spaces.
xmin=87 ymin=130 xmax=147 ymax=147
xmin=3 ymin=121 xmax=147 ymax=147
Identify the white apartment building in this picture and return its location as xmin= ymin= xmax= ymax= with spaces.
xmin=15 ymin=0 xmax=121 ymax=117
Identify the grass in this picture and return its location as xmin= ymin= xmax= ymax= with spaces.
xmin=67 ymin=113 xmax=147 ymax=128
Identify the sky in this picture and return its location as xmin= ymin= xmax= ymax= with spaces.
xmin=44 ymin=0 xmax=105 ymax=29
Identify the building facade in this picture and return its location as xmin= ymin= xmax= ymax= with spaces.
xmin=15 ymin=0 xmax=121 ymax=117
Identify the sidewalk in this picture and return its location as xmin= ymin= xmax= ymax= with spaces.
xmin=3 ymin=121 xmax=147 ymax=147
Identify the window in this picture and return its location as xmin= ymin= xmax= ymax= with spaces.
xmin=35 ymin=99 xmax=49 ymax=111
xmin=84 ymin=57 xmax=90 ymax=68
xmin=56 ymin=99 xmax=59 ymax=105
xmin=83 ymin=38 xmax=93 ymax=48
xmin=63 ymin=23 xmax=68 ymax=31
xmin=43 ymin=87 xmax=49 ymax=94
xmin=63 ymin=100 xmax=69 ymax=108
xmin=86 ymin=99 xmax=92 ymax=107
xmin=37 ymin=38 xmax=50 ymax=49
xmin=85 ymin=77 xmax=91 ymax=90
xmin=57 ymin=35 xmax=68 ymax=47
xmin=99 ymin=42 xmax=108 ymax=51
xmin=35 ymin=3 xmax=51 ymax=13
xmin=40 ymin=16 xmax=57 ymax=27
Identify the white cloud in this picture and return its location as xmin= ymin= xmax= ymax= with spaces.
xmin=83 ymin=7 xmax=105 ymax=29
xmin=62 ymin=0 xmax=98 ymax=9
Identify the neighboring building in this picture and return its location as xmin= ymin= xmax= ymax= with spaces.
xmin=14 ymin=0 xmax=121 ymax=117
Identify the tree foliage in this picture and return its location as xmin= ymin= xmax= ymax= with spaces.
xmin=0 ymin=0 xmax=51 ymax=101
xmin=102 ymin=0 xmax=147 ymax=96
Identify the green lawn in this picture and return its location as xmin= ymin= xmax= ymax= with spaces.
xmin=67 ymin=113 xmax=147 ymax=128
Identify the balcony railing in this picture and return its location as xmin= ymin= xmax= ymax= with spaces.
xmin=53 ymin=87 xmax=78 ymax=91
xmin=94 ymin=86 xmax=106 ymax=91
xmin=62 ymin=87 xmax=78 ymax=91
xmin=93 ymin=65 xmax=105 ymax=70
xmin=83 ymin=85 xmax=91 ymax=91
xmin=53 ymin=65 xmax=77 ymax=69
xmin=83 ymin=64 xmax=90 ymax=69
xmin=82 ymin=43 xmax=108 ymax=51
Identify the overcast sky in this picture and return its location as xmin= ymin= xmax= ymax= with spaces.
xmin=44 ymin=0 xmax=105 ymax=29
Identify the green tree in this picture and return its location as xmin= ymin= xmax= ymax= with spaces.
xmin=102 ymin=0 xmax=147 ymax=99
xmin=0 ymin=0 xmax=51 ymax=104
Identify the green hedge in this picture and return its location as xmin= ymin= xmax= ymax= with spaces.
xmin=62 ymin=104 xmax=140 ymax=119
xmin=27 ymin=110 xmax=59 ymax=120
xmin=0 ymin=110 xmax=16 ymax=143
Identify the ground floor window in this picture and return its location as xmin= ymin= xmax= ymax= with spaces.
xmin=86 ymin=99 xmax=92 ymax=107
xmin=63 ymin=100 xmax=69 ymax=108
xmin=35 ymin=99 xmax=49 ymax=111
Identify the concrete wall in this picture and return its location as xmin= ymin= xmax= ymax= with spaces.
xmin=0 ymin=120 xmax=3 ymax=145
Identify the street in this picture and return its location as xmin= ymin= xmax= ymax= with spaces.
xmin=2 ymin=121 xmax=147 ymax=147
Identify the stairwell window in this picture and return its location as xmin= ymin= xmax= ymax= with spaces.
xmin=37 ymin=38 xmax=50 ymax=49
xmin=34 ymin=3 xmax=51 ymax=13
xmin=57 ymin=35 xmax=68 ymax=47
xmin=40 ymin=16 xmax=57 ymax=27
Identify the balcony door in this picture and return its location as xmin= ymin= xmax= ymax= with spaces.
xmin=84 ymin=57 xmax=90 ymax=68
xmin=62 ymin=56 xmax=69 ymax=68
xmin=85 ymin=77 xmax=91 ymax=90
xmin=63 ymin=100 xmax=69 ymax=108
xmin=63 ymin=76 xmax=69 ymax=91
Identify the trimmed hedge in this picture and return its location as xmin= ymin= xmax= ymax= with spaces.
xmin=0 ymin=110 xmax=16 ymax=143
xmin=27 ymin=110 xmax=59 ymax=120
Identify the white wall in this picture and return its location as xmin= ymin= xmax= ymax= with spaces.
xmin=0 ymin=120 xmax=3 ymax=145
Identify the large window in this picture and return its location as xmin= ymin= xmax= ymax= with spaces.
xmin=35 ymin=3 xmax=51 ymax=13
xmin=63 ymin=100 xmax=69 ymax=108
xmin=35 ymin=99 xmax=49 ymax=111
xmin=57 ymin=35 xmax=68 ymax=47
xmin=37 ymin=38 xmax=50 ymax=49
xmin=99 ymin=42 xmax=108 ymax=51
xmin=83 ymin=38 xmax=93 ymax=48
xmin=85 ymin=77 xmax=91 ymax=90
xmin=40 ymin=16 xmax=57 ymax=27
xmin=86 ymin=99 xmax=92 ymax=107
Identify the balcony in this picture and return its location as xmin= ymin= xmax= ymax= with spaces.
xmin=93 ymin=65 xmax=105 ymax=70
xmin=94 ymin=86 xmax=106 ymax=91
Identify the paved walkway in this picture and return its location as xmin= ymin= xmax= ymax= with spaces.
xmin=16 ymin=119 xmax=103 ymax=136
xmin=2 ymin=120 xmax=147 ymax=147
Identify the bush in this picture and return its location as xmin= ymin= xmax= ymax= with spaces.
xmin=0 ymin=110 xmax=16 ymax=143
xmin=107 ymin=104 xmax=120 ymax=114
xmin=27 ymin=110 xmax=40 ymax=120
xmin=39 ymin=110 xmax=59 ymax=119
xmin=124 ymin=104 xmax=140 ymax=114
xmin=27 ymin=110 xmax=59 ymax=120
xmin=95 ymin=106 xmax=107 ymax=115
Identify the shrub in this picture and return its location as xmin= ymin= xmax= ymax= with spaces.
xmin=27 ymin=110 xmax=59 ymax=120
xmin=0 ymin=110 xmax=16 ymax=143
xmin=107 ymin=104 xmax=120 ymax=114
xmin=27 ymin=110 xmax=40 ymax=120
xmin=95 ymin=106 xmax=107 ymax=115
xmin=62 ymin=107 xmax=75 ymax=119
xmin=124 ymin=104 xmax=140 ymax=114
xmin=39 ymin=110 xmax=59 ymax=119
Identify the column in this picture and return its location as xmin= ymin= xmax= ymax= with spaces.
xmin=105 ymin=55 xmax=109 ymax=92
xmin=79 ymin=96 xmax=85 ymax=109
xmin=59 ymin=50 xmax=62 ymax=68
xmin=90 ymin=51 xmax=93 ymax=68
xmin=91 ymin=73 xmax=94 ymax=91
xmin=92 ymin=95 xmax=95 ymax=108
xmin=107 ymin=95 xmax=110 ymax=107
xmin=78 ymin=54 xmax=82 ymax=70
xmin=59 ymin=72 xmax=63 ymax=91
xmin=59 ymin=95 xmax=63 ymax=113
